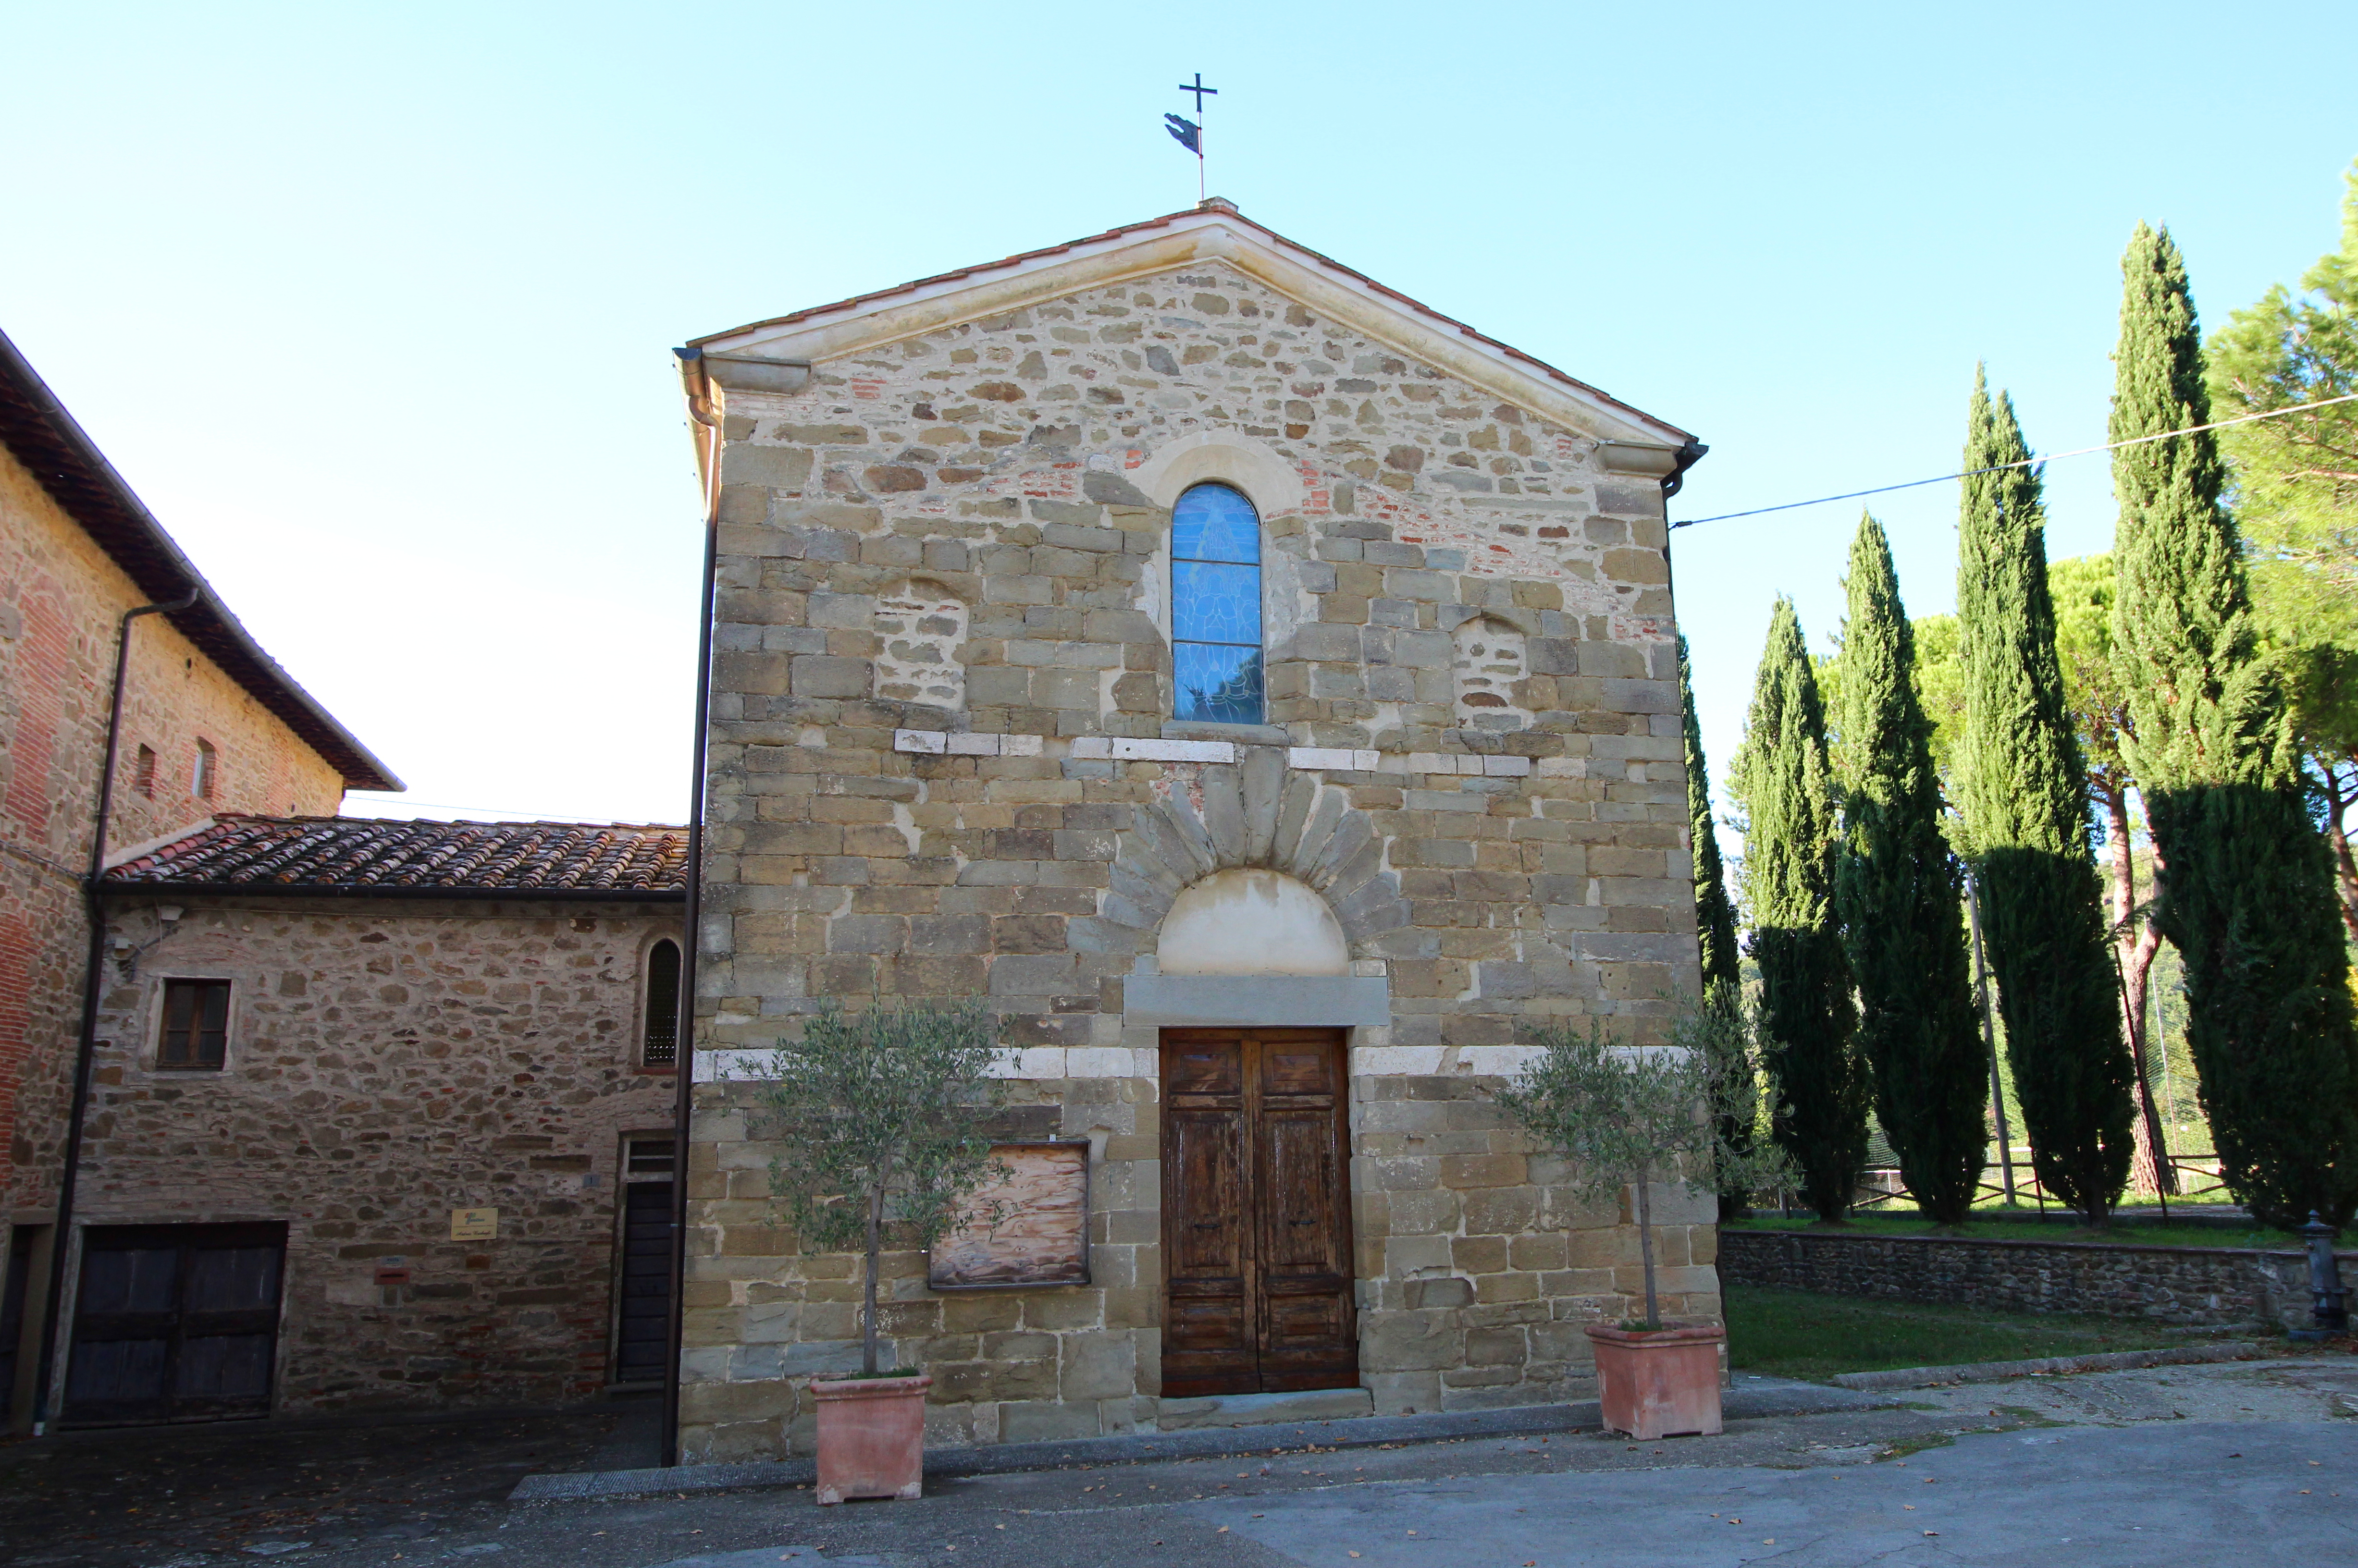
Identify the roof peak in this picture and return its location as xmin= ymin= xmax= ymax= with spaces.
xmin=683 ymin=204 xmax=1691 ymax=452
xmin=0 ymin=330 xmax=402 ymax=792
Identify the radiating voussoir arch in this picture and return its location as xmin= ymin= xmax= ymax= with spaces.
xmin=1077 ymin=751 xmax=1424 ymax=963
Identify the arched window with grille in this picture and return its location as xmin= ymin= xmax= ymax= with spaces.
xmin=1171 ymin=482 xmax=1263 ymax=724
xmin=641 ymin=938 xmax=680 ymax=1067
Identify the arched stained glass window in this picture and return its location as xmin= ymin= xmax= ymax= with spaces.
xmin=1171 ymin=483 xmax=1263 ymax=724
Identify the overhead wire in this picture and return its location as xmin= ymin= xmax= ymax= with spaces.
xmin=1667 ymin=390 xmax=2358 ymax=529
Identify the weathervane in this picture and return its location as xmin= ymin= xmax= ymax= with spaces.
xmin=1164 ymin=73 xmax=1217 ymax=204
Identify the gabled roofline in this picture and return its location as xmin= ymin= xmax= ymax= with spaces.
xmin=0 ymin=329 xmax=402 ymax=793
xmin=685 ymin=200 xmax=1694 ymax=455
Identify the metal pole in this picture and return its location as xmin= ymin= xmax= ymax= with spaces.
xmin=31 ymin=587 xmax=197 ymax=1433
xmin=2152 ymin=968 xmax=2178 ymax=1192
xmin=660 ymin=355 xmax=725 ymax=1468
xmin=1967 ymin=874 xmax=2015 ymax=1204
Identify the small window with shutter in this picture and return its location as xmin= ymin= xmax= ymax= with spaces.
xmin=641 ymin=939 xmax=680 ymax=1067
xmin=158 ymin=980 xmax=232 ymax=1069
xmin=191 ymin=739 xmax=217 ymax=800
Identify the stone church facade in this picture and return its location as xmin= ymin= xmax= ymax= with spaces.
xmin=676 ymin=202 xmax=1713 ymax=1461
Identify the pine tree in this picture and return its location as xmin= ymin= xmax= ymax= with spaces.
xmin=1832 ymin=514 xmax=1988 ymax=1225
xmin=1680 ymin=635 xmax=1741 ymax=995
xmin=2111 ymin=222 xmax=2358 ymax=1227
xmin=1956 ymin=369 xmax=2136 ymax=1222
xmin=2209 ymin=164 xmax=2358 ymax=941
xmin=1730 ymin=599 xmax=1865 ymax=1221
xmin=1681 ymin=634 xmax=1752 ymax=1217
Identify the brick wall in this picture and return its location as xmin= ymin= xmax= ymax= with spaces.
xmin=681 ymin=256 xmax=1714 ymax=1460
xmin=1718 ymin=1225 xmax=2345 ymax=1331
xmin=1 ymin=444 xmax=349 ymax=1217
xmin=73 ymin=896 xmax=679 ymax=1413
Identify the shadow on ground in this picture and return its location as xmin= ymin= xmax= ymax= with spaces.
xmin=0 ymin=1394 xmax=656 ymax=1568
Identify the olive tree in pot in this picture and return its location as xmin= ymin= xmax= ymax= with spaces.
xmin=1494 ymin=999 xmax=1785 ymax=1440
xmin=753 ymin=994 xmax=1007 ymax=1503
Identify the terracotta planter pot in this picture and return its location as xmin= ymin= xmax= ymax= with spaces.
xmin=810 ymin=1372 xmax=931 ymax=1504
xmin=1583 ymin=1324 xmax=1724 ymax=1440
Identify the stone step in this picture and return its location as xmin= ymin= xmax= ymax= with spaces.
xmin=511 ymin=1378 xmax=1893 ymax=1502
xmin=1153 ymin=1387 xmax=1376 ymax=1430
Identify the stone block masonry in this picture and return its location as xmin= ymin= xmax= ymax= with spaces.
xmin=681 ymin=236 xmax=1711 ymax=1462
xmin=75 ymin=897 xmax=679 ymax=1413
xmin=1718 ymin=1225 xmax=2351 ymax=1332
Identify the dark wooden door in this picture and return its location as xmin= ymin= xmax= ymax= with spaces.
xmin=0 ymin=1225 xmax=34 ymax=1414
xmin=63 ymin=1223 xmax=284 ymax=1426
xmin=1160 ymin=1029 xmax=1355 ymax=1397
xmin=612 ymin=1181 xmax=675 ymax=1384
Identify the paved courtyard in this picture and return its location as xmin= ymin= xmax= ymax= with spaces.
xmin=4 ymin=1358 xmax=2353 ymax=1568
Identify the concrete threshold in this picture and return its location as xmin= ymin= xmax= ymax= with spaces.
xmin=508 ymin=1376 xmax=1890 ymax=1502
xmin=1829 ymin=1339 xmax=2265 ymax=1391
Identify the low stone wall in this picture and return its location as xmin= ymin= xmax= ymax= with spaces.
xmin=1718 ymin=1226 xmax=2346 ymax=1331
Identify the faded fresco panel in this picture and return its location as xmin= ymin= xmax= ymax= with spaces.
xmin=928 ymin=1142 xmax=1088 ymax=1289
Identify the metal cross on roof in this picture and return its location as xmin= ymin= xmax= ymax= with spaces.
xmin=1177 ymin=73 xmax=1217 ymax=111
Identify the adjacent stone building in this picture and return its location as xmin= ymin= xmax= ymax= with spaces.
xmin=0 ymin=331 xmax=399 ymax=1427
xmin=65 ymin=816 xmax=687 ymax=1422
xmin=674 ymin=202 xmax=1716 ymax=1460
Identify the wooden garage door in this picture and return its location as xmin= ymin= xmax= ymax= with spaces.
xmin=1160 ymin=1029 xmax=1356 ymax=1398
xmin=63 ymin=1223 xmax=285 ymax=1426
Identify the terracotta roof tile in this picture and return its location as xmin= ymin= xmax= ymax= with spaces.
xmin=104 ymin=815 xmax=688 ymax=897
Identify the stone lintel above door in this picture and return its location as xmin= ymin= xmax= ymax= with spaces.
xmin=1124 ymin=974 xmax=1390 ymax=1029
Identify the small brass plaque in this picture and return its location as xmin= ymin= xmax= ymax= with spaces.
xmin=450 ymin=1207 xmax=499 ymax=1241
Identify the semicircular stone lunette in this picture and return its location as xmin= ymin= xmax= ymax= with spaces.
xmin=1095 ymin=746 xmax=1422 ymax=962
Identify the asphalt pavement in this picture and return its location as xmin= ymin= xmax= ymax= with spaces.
xmin=6 ymin=1358 xmax=2355 ymax=1568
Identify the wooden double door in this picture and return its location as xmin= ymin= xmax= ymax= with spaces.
xmin=63 ymin=1223 xmax=285 ymax=1426
xmin=1160 ymin=1029 xmax=1357 ymax=1397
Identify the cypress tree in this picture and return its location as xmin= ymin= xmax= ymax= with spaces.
xmin=2111 ymin=223 xmax=2358 ymax=1227
xmin=1730 ymin=599 xmax=1865 ymax=1221
xmin=1682 ymin=634 xmax=1753 ymax=1218
xmin=1681 ymin=634 xmax=1741 ymax=995
xmin=1956 ymin=369 xmax=2136 ymax=1222
xmin=1833 ymin=514 xmax=1988 ymax=1225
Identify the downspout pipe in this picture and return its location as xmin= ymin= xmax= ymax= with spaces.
xmin=31 ymin=586 xmax=198 ymax=1433
xmin=661 ymin=350 xmax=724 ymax=1466
xmin=1661 ymin=439 xmax=1709 ymax=505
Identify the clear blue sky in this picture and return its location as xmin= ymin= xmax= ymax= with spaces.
xmin=4 ymin=2 xmax=2349 ymax=835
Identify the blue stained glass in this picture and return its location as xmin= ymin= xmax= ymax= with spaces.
xmin=1170 ymin=481 xmax=1263 ymax=723
xmin=1173 ymin=561 xmax=1261 ymax=644
xmin=1171 ymin=483 xmax=1261 ymax=564
xmin=1173 ymin=644 xmax=1264 ymax=724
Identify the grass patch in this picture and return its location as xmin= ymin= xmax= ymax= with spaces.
xmin=1724 ymin=1284 xmax=2190 ymax=1383
xmin=1728 ymin=1211 xmax=2296 ymax=1250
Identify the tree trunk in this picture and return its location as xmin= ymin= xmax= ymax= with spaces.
xmin=1634 ymin=1171 xmax=1659 ymax=1329
xmin=2105 ymin=784 xmax=2173 ymax=1197
xmin=862 ymin=1185 xmax=883 ymax=1375
xmin=1968 ymin=875 xmax=2015 ymax=1202
xmin=2322 ymin=756 xmax=2358 ymax=947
